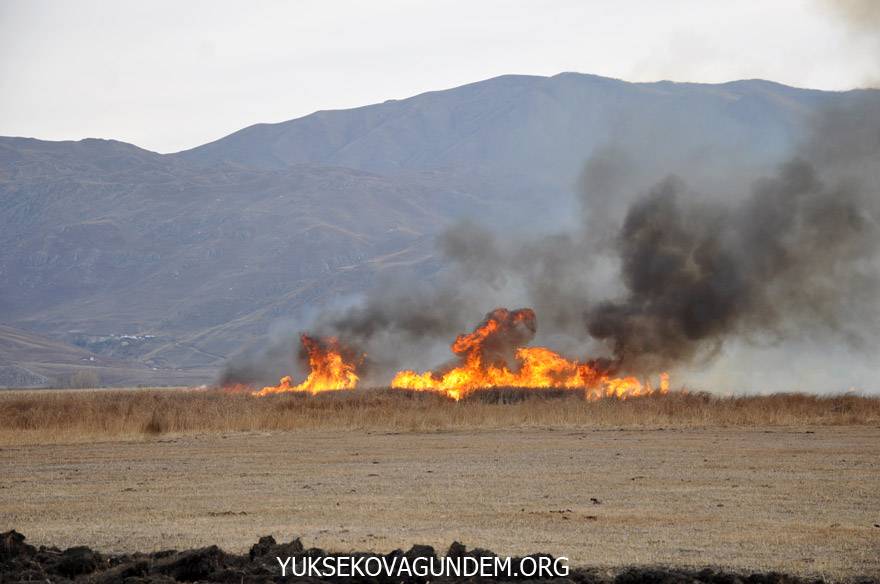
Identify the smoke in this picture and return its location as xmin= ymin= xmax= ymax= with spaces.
xmin=819 ymin=0 xmax=880 ymax=87
xmin=221 ymin=94 xmax=880 ymax=391
xmin=587 ymin=155 xmax=879 ymax=372
xmin=451 ymin=308 xmax=537 ymax=368
xmin=405 ymin=98 xmax=880 ymax=377
xmin=588 ymin=97 xmax=880 ymax=374
xmin=819 ymin=0 xmax=880 ymax=33
xmin=218 ymin=323 xmax=306 ymax=387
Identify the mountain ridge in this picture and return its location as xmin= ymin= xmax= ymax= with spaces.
xmin=2 ymin=72 xmax=847 ymax=159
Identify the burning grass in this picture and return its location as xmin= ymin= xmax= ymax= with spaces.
xmin=0 ymin=388 xmax=878 ymax=445
xmin=252 ymin=308 xmax=670 ymax=401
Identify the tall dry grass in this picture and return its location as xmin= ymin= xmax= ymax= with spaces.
xmin=0 ymin=387 xmax=878 ymax=445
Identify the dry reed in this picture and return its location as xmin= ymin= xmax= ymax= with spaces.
xmin=0 ymin=387 xmax=878 ymax=445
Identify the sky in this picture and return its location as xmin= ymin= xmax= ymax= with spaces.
xmin=0 ymin=0 xmax=877 ymax=153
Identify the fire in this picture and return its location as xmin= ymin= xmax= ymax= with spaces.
xmin=252 ymin=334 xmax=359 ymax=396
xmin=251 ymin=308 xmax=669 ymax=401
xmin=391 ymin=308 xmax=669 ymax=400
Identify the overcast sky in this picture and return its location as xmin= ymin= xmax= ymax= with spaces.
xmin=0 ymin=0 xmax=876 ymax=153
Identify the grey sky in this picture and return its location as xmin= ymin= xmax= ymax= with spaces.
xmin=0 ymin=0 xmax=876 ymax=153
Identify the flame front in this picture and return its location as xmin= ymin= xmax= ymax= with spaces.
xmin=251 ymin=308 xmax=669 ymax=401
xmin=391 ymin=308 xmax=669 ymax=400
xmin=253 ymin=334 xmax=359 ymax=396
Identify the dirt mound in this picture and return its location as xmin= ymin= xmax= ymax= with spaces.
xmin=0 ymin=530 xmax=861 ymax=583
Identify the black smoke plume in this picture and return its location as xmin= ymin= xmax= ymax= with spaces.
xmin=587 ymin=157 xmax=879 ymax=372
xmin=221 ymin=95 xmax=880 ymax=388
xmin=453 ymin=307 xmax=537 ymax=368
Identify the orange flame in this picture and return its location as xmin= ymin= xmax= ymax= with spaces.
xmin=391 ymin=308 xmax=669 ymax=400
xmin=251 ymin=308 xmax=669 ymax=401
xmin=253 ymin=335 xmax=359 ymax=396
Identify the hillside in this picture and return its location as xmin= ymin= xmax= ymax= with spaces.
xmin=0 ymin=140 xmax=468 ymax=372
xmin=0 ymin=324 xmax=208 ymax=387
xmin=177 ymin=74 xmax=830 ymax=180
xmin=1 ymin=73 xmax=873 ymax=384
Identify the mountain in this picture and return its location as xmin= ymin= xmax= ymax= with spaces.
xmin=178 ymin=74 xmax=833 ymax=181
xmin=1 ymin=73 xmax=874 ymax=385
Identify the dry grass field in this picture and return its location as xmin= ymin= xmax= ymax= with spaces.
xmin=1 ymin=388 xmax=879 ymax=444
xmin=1 ymin=388 xmax=879 ymax=579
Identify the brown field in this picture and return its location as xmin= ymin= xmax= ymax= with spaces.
xmin=1 ymin=388 xmax=879 ymax=579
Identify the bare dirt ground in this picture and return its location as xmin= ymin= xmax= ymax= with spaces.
xmin=1 ymin=426 xmax=878 ymax=579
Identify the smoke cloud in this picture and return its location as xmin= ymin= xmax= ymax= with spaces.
xmin=587 ymin=155 xmax=879 ymax=372
xmin=820 ymin=0 xmax=880 ymax=33
xmin=222 ymin=93 xmax=880 ymax=391
xmin=819 ymin=0 xmax=880 ymax=87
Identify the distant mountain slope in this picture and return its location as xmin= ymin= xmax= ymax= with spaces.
xmin=0 ymin=138 xmax=494 ymax=374
xmin=0 ymin=324 xmax=208 ymax=387
xmin=176 ymin=74 xmax=833 ymax=184
xmin=1 ymin=73 xmax=875 ymax=383
xmin=0 ymin=323 xmax=94 ymax=359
